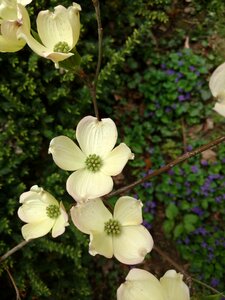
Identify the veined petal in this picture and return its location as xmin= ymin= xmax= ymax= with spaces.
xmin=0 ymin=0 xmax=17 ymax=20
xmin=114 ymin=197 xmax=143 ymax=226
xmin=101 ymin=143 xmax=134 ymax=176
xmin=76 ymin=116 xmax=118 ymax=157
xmin=51 ymin=203 xmax=69 ymax=238
xmin=113 ymin=225 xmax=153 ymax=264
xmin=209 ymin=62 xmax=225 ymax=103
xmin=37 ymin=5 xmax=74 ymax=50
xmin=21 ymin=218 xmax=54 ymax=240
xmin=0 ymin=34 xmax=25 ymax=51
xmin=18 ymin=199 xmax=47 ymax=223
xmin=160 ymin=270 xmax=190 ymax=300
xmin=66 ymin=169 xmax=113 ymax=202
xmin=18 ymin=0 xmax=32 ymax=5
xmin=117 ymin=269 xmax=165 ymax=300
xmin=48 ymin=136 xmax=86 ymax=171
xmin=213 ymin=102 xmax=225 ymax=117
xmin=68 ymin=3 xmax=81 ymax=47
xmin=89 ymin=231 xmax=113 ymax=258
xmin=70 ymin=198 xmax=112 ymax=234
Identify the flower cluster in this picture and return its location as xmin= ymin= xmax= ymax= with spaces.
xmin=0 ymin=0 xmax=81 ymax=67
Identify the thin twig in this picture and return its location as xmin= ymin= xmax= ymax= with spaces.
xmin=5 ymin=268 xmax=21 ymax=300
xmin=153 ymin=245 xmax=225 ymax=296
xmin=91 ymin=0 xmax=103 ymax=121
xmin=105 ymin=135 xmax=225 ymax=199
xmin=0 ymin=240 xmax=31 ymax=263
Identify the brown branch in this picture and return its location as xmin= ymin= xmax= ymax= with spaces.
xmin=105 ymin=135 xmax=225 ymax=199
xmin=0 ymin=240 xmax=31 ymax=263
xmin=5 ymin=268 xmax=21 ymax=300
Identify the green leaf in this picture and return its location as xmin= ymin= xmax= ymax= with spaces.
xmin=174 ymin=223 xmax=184 ymax=238
xmin=165 ymin=203 xmax=179 ymax=220
xmin=183 ymin=214 xmax=199 ymax=224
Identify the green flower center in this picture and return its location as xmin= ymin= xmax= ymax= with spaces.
xmin=104 ymin=218 xmax=121 ymax=236
xmin=85 ymin=154 xmax=103 ymax=173
xmin=53 ymin=41 xmax=70 ymax=53
xmin=46 ymin=204 xmax=60 ymax=219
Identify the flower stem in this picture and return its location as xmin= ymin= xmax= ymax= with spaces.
xmin=0 ymin=240 xmax=31 ymax=263
xmin=5 ymin=268 xmax=21 ymax=300
xmin=105 ymin=135 xmax=225 ymax=198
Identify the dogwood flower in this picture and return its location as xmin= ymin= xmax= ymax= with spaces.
xmin=71 ymin=196 xmax=153 ymax=264
xmin=117 ymin=268 xmax=190 ymax=300
xmin=16 ymin=3 xmax=81 ymax=65
xmin=209 ymin=62 xmax=225 ymax=117
xmin=18 ymin=185 xmax=69 ymax=240
xmin=49 ymin=116 xmax=134 ymax=202
xmin=0 ymin=3 xmax=30 ymax=52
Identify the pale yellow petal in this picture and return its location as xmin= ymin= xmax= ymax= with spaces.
xmin=209 ymin=62 xmax=225 ymax=103
xmin=51 ymin=202 xmax=69 ymax=238
xmin=70 ymin=198 xmax=112 ymax=234
xmin=18 ymin=200 xmax=47 ymax=223
xmin=101 ymin=143 xmax=134 ymax=176
xmin=117 ymin=268 xmax=165 ymax=300
xmin=48 ymin=136 xmax=86 ymax=171
xmin=21 ymin=219 xmax=54 ymax=240
xmin=66 ymin=169 xmax=113 ymax=202
xmin=113 ymin=225 xmax=153 ymax=264
xmin=76 ymin=116 xmax=118 ymax=157
xmin=160 ymin=270 xmax=190 ymax=300
xmin=114 ymin=197 xmax=143 ymax=226
xmin=89 ymin=231 xmax=113 ymax=258
xmin=213 ymin=102 xmax=225 ymax=117
xmin=68 ymin=3 xmax=81 ymax=46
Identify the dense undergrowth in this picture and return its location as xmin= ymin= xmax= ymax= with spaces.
xmin=0 ymin=0 xmax=225 ymax=299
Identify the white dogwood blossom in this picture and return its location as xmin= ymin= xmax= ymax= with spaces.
xmin=18 ymin=185 xmax=69 ymax=240
xmin=0 ymin=2 xmax=30 ymax=52
xmin=71 ymin=196 xmax=153 ymax=264
xmin=49 ymin=116 xmax=134 ymax=202
xmin=117 ymin=268 xmax=190 ymax=300
xmin=209 ymin=62 xmax=225 ymax=117
xmin=17 ymin=3 xmax=81 ymax=65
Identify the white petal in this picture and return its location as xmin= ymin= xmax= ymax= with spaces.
xmin=160 ymin=270 xmax=190 ymax=300
xmin=76 ymin=116 xmax=118 ymax=157
xmin=37 ymin=5 xmax=74 ymax=50
xmin=21 ymin=219 xmax=54 ymax=240
xmin=70 ymin=198 xmax=112 ymax=234
xmin=66 ymin=169 xmax=113 ymax=202
xmin=18 ymin=0 xmax=32 ymax=6
xmin=113 ymin=225 xmax=153 ymax=264
xmin=114 ymin=197 xmax=143 ymax=225
xmin=51 ymin=202 xmax=69 ymax=238
xmin=89 ymin=232 xmax=113 ymax=258
xmin=48 ymin=136 xmax=86 ymax=171
xmin=101 ymin=143 xmax=134 ymax=176
xmin=68 ymin=3 xmax=81 ymax=47
xmin=213 ymin=102 xmax=225 ymax=117
xmin=18 ymin=200 xmax=47 ymax=223
xmin=117 ymin=268 xmax=165 ymax=300
xmin=209 ymin=62 xmax=225 ymax=102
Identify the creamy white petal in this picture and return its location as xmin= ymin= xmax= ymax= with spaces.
xmin=89 ymin=231 xmax=113 ymax=258
xmin=18 ymin=0 xmax=32 ymax=5
xmin=48 ymin=136 xmax=86 ymax=171
xmin=70 ymin=198 xmax=112 ymax=234
xmin=213 ymin=102 xmax=225 ymax=117
xmin=114 ymin=197 xmax=143 ymax=226
xmin=101 ymin=143 xmax=134 ymax=176
xmin=209 ymin=62 xmax=225 ymax=102
xmin=117 ymin=269 xmax=165 ymax=300
xmin=0 ymin=0 xmax=17 ymax=20
xmin=37 ymin=5 xmax=74 ymax=50
xmin=76 ymin=116 xmax=118 ymax=157
xmin=160 ymin=270 xmax=190 ymax=300
xmin=113 ymin=225 xmax=153 ymax=264
xmin=68 ymin=3 xmax=81 ymax=47
xmin=66 ymin=169 xmax=113 ymax=202
xmin=18 ymin=200 xmax=47 ymax=223
xmin=21 ymin=219 xmax=55 ymax=240
xmin=51 ymin=210 xmax=68 ymax=238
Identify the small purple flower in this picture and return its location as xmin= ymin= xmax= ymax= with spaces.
xmin=191 ymin=165 xmax=199 ymax=173
xmin=161 ymin=63 xmax=166 ymax=70
xmin=201 ymin=241 xmax=207 ymax=248
xmin=201 ymin=160 xmax=208 ymax=166
xmin=168 ymin=169 xmax=174 ymax=176
xmin=186 ymin=145 xmax=193 ymax=151
xmin=189 ymin=66 xmax=196 ymax=71
xmin=166 ymin=69 xmax=175 ymax=75
xmin=165 ymin=107 xmax=172 ymax=113
xmin=178 ymin=94 xmax=186 ymax=102
xmin=192 ymin=207 xmax=204 ymax=216
xmin=210 ymin=278 xmax=219 ymax=287
xmin=178 ymin=60 xmax=184 ymax=66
